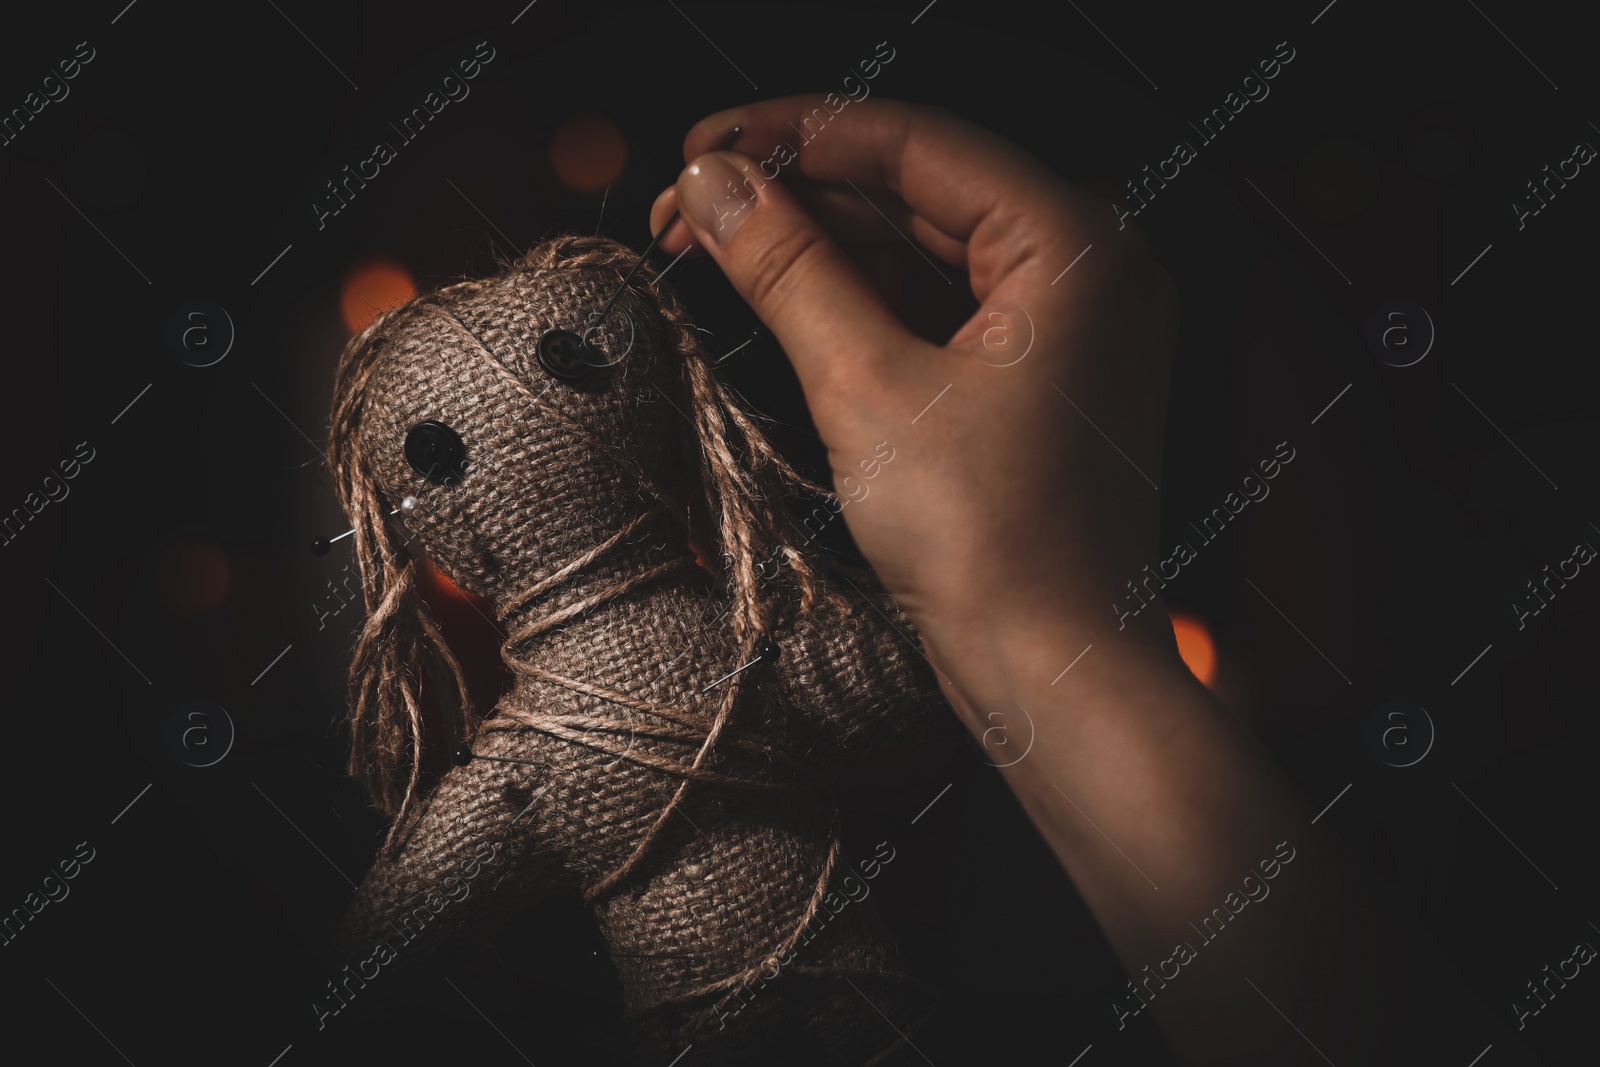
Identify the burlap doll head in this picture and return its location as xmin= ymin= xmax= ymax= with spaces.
xmin=326 ymin=234 xmax=949 ymax=1064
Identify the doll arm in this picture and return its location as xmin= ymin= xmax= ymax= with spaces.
xmin=772 ymin=561 xmax=958 ymax=752
xmin=333 ymin=720 xmax=574 ymax=970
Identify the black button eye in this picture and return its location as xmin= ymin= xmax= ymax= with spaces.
xmin=404 ymin=421 xmax=467 ymax=485
xmin=537 ymin=329 xmax=592 ymax=382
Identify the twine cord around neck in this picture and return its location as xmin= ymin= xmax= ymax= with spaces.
xmin=479 ymin=511 xmax=834 ymax=900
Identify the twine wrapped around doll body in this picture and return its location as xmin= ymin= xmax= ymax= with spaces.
xmin=327 ymin=235 xmax=953 ymax=1063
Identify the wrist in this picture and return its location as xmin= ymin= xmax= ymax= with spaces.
xmin=918 ymin=593 xmax=1187 ymax=735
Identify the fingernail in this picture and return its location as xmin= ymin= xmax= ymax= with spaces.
xmin=679 ymin=151 xmax=760 ymax=245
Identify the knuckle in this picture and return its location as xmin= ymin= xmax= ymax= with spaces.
xmin=743 ymin=223 xmax=833 ymax=313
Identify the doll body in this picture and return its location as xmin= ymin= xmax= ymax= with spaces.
xmin=329 ymin=236 xmax=950 ymax=1062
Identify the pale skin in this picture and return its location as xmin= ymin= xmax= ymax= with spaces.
xmin=649 ymin=97 xmax=1385 ymax=1064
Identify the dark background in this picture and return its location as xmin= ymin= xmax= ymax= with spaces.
xmin=3 ymin=0 xmax=1598 ymax=1064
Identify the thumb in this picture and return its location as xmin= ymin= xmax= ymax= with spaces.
xmin=672 ymin=150 xmax=916 ymax=406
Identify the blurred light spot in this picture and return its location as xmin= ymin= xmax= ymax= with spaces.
xmin=341 ymin=260 xmax=415 ymax=334
xmin=1296 ymin=136 xmax=1380 ymax=224
xmin=550 ymin=113 xmax=628 ymax=193
xmin=418 ymin=557 xmax=476 ymax=603
xmin=157 ymin=538 xmax=232 ymax=616
xmin=1170 ymin=610 xmax=1217 ymax=688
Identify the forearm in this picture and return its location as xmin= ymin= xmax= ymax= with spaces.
xmin=924 ymin=604 xmax=1383 ymax=1064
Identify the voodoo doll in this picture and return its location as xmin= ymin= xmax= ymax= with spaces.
xmin=327 ymin=233 xmax=952 ymax=1064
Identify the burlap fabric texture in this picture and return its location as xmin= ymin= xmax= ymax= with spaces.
xmin=326 ymin=234 xmax=953 ymax=1064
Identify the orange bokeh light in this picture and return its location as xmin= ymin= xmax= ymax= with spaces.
xmin=418 ymin=556 xmax=475 ymax=603
xmin=341 ymin=260 xmax=415 ymax=334
xmin=1169 ymin=610 xmax=1218 ymax=688
xmin=549 ymin=112 xmax=628 ymax=193
xmin=156 ymin=538 xmax=232 ymax=616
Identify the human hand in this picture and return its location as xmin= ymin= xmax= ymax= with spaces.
xmin=651 ymin=96 xmax=1182 ymax=716
xmin=652 ymin=99 xmax=1386 ymax=1067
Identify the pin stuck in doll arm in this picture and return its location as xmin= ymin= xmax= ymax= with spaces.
xmin=334 ymin=722 xmax=571 ymax=969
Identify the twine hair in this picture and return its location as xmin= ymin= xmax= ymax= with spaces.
xmin=328 ymin=292 xmax=483 ymax=847
xmin=328 ymin=234 xmax=845 ymax=841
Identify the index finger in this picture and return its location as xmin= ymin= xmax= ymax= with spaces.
xmin=683 ymin=96 xmax=1120 ymax=298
